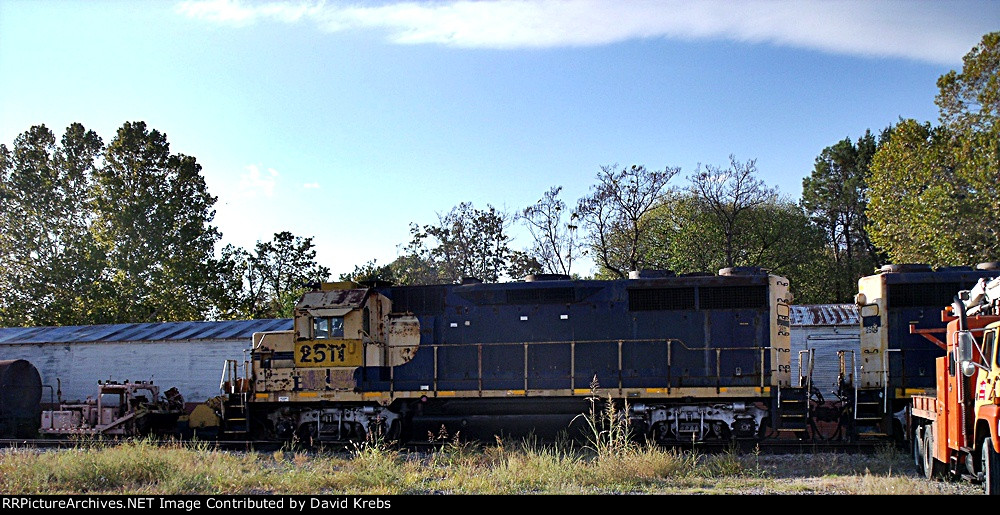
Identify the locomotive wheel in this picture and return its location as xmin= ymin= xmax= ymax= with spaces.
xmin=984 ymin=440 xmax=1000 ymax=495
xmin=385 ymin=419 xmax=403 ymax=443
xmin=756 ymin=417 xmax=771 ymax=440
xmin=912 ymin=426 xmax=924 ymax=475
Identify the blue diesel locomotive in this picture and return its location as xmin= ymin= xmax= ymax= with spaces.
xmin=222 ymin=267 xmax=796 ymax=444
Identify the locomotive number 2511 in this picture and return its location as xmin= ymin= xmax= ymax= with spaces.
xmin=294 ymin=339 xmax=362 ymax=367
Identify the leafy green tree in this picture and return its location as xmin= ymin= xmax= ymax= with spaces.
xmin=801 ymin=132 xmax=884 ymax=302
xmin=868 ymin=33 xmax=999 ymax=266
xmin=340 ymin=259 xmax=398 ymax=284
xmin=89 ymin=121 xmax=223 ymax=322
xmin=936 ymin=32 xmax=1000 ymax=155
xmin=405 ymin=202 xmax=533 ymax=283
xmin=0 ymin=123 xmax=104 ymax=326
xmin=868 ymin=120 xmax=974 ymax=265
xmin=647 ymin=170 xmax=827 ymax=303
xmin=223 ymin=231 xmax=331 ymax=319
xmin=576 ymin=164 xmax=678 ymax=279
xmin=341 ymin=253 xmax=443 ymax=286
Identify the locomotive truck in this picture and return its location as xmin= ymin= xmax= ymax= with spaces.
xmin=910 ymin=275 xmax=1000 ymax=494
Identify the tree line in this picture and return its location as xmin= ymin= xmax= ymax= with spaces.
xmin=1 ymin=32 xmax=996 ymax=326
xmin=0 ymin=121 xmax=330 ymax=326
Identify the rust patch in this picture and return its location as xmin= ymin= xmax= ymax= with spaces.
xmin=297 ymin=289 xmax=368 ymax=310
xmin=327 ymin=368 xmax=357 ymax=389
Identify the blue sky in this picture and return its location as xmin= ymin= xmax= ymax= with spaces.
xmin=1 ymin=0 xmax=997 ymax=278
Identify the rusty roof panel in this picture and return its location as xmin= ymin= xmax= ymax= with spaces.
xmin=297 ymin=289 xmax=368 ymax=310
xmin=0 ymin=319 xmax=292 ymax=345
xmin=790 ymin=304 xmax=858 ymax=326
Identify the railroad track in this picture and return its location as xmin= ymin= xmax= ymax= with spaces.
xmin=0 ymin=439 xmax=289 ymax=452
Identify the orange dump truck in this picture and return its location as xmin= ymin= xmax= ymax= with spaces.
xmin=910 ymin=291 xmax=1000 ymax=495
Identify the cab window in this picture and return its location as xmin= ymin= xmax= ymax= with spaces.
xmin=313 ymin=317 xmax=344 ymax=339
xmin=987 ymin=329 xmax=998 ymax=368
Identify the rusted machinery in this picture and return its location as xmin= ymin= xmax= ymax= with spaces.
xmin=39 ymin=380 xmax=183 ymax=437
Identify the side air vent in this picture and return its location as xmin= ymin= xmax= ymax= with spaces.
xmin=390 ymin=286 xmax=447 ymax=314
xmin=886 ymin=282 xmax=963 ymax=308
xmin=628 ymin=288 xmax=695 ymax=311
xmin=506 ymin=287 xmax=575 ymax=304
xmin=698 ymin=285 xmax=768 ymax=309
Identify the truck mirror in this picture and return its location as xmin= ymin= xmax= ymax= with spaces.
xmin=958 ymin=330 xmax=975 ymax=362
xmin=957 ymin=330 xmax=977 ymax=376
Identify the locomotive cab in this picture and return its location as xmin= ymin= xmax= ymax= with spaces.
xmin=224 ymin=283 xmax=419 ymax=441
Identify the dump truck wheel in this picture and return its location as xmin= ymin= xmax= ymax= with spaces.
xmin=984 ymin=440 xmax=1000 ymax=495
xmin=912 ymin=426 xmax=924 ymax=475
xmin=923 ymin=431 xmax=940 ymax=480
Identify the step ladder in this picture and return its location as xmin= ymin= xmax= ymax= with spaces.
xmin=776 ymin=386 xmax=810 ymax=430
xmin=837 ymin=350 xmax=888 ymax=437
xmin=220 ymin=359 xmax=251 ymax=438
xmin=853 ymin=388 xmax=888 ymax=436
xmin=775 ymin=349 xmax=816 ymax=431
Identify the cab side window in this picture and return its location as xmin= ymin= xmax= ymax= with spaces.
xmin=987 ymin=329 xmax=998 ymax=368
xmin=313 ymin=317 xmax=344 ymax=339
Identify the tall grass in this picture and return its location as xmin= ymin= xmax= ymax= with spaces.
xmin=574 ymin=379 xmax=636 ymax=460
xmin=0 ymin=436 xmax=979 ymax=495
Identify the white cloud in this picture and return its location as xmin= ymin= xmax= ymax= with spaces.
xmin=175 ymin=0 xmax=997 ymax=65
xmin=303 ymin=182 xmax=321 ymax=189
xmin=238 ymin=164 xmax=279 ymax=198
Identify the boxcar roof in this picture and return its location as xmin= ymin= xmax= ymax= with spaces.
xmin=790 ymin=304 xmax=858 ymax=326
xmin=0 ymin=319 xmax=292 ymax=345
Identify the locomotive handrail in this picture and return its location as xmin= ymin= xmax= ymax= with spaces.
xmin=372 ymin=337 xmax=771 ymax=396
xmin=884 ymin=349 xmax=900 ymax=413
xmin=219 ymin=361 xmax=231 ymax=393
xmin=378 ymin=337 xmax=765 ymax=352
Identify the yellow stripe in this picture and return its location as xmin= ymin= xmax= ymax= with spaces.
xmin=573 ymin=388 xmax=592 ymax=395
xmin=506 ymin=390 xmax=525 ymax=395
xmin=298 ymin=392 xmax=318 ymax=398
xmin=437 ymin=391 xmax=456 ymax=397
xmin=255 ymin=393 xmax=268 ymax=399
xmin=758 ymin=387 xmax=771 ymax=394
xmin=363 ymin=392 xmax=381 ymax=399
xmin=719 ymin=387 xmax=728 ymax=393
xmin=645 ymin=388 xmax=666 ymax=394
